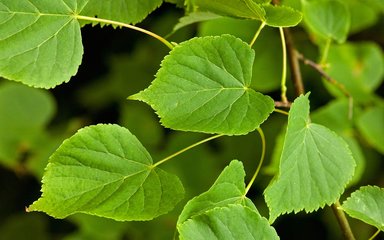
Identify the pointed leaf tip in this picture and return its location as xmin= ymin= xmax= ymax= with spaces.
xmin=28 ymin=124 xmax=184 ymax=221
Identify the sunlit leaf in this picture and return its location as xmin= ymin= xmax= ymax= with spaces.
xmin=28 ymin=124 xmax=184 ymax=221
xmin=130 ymin=35 xmax=275 ymax=135
xmin=173 ymin=12 xmax=221 ymax=33
xmin=263 ymin=4 xmax=302 ymax=27
xmin=179 ymin=204 xmax=279 ymax=240
xmin=302 ymin=0 xmax=350 ymax=43
xmin=341 ymin=185 xmax=384 ymax=231
xmin=356 ymin=106 xmax=384 ymax=154
xmin=264 ymin=94 xmax=355 ymax=222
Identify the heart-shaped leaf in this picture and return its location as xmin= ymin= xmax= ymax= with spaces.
xmin=130 ymin=35 xmax=275 ymax=135
xmin=27 ymin=124 xmax=184 ymax=221
xmin=264 ymin=94 xmax=355 ymax=222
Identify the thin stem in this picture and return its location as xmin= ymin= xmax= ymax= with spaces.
xmin=249 ymin=21 xmax=266 ymax=48
xmin=284 ymin=28 xmax=305 ymax=96
xmin=320 ymin=38 xmax=332 ymax=66
xmin=297 ymin=53 xmax=354 ymax=119
xmin=274 ymin=108 xmax=289 ymax=116
xmin=152 ymin=134 xmax=223 ymax=168
xmin=368 ymin=229 xmax=381 ymax=240
xmin=331 ymin=201 xmax=356 ymax=240
xmin=279 ymin=27 xmax=288 ymax=103
xmin=75 ymin=15 xmax=174 ymax=50
xmin=244 ymin=128 xmax=266 ymax=195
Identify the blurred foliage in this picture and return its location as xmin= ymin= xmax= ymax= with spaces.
xmin=0 ymin=2 xmax=383 ymax=240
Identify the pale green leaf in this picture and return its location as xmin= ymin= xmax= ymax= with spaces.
xmin=178 ymin=160 xmax=255 ymax=225
xmin=0 ymin=0 xmax=84 ymax=88
xmin=186 ymin=0 xmax=266 ymax=21
xmin=325 ymin=42 xmax=384 ymax=103
xmin=302 ymin=0 xmax=350 ymax=43
xmin=80 ymin=0 xmax=163 ymax=25
xmin=341 ymin=185 xmax=384 ymax=231
xmin=264 ymin=94 xmax=355 ymax=222
xmin=28 ymin=124 xmax=184 ymax=221
xmin=129 ymin=35 xmax=275 ymax=135
xmin=263 ymin=4 xmax=302 ymax=27
xmin=179 ymin=204 xmax=279 ymax=240
xmin=173 ymin=11 xmax=222 ymax=33
xmin=356 ymin=106 xmax=384 ymax=154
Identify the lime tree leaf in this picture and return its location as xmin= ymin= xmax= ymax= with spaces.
xmin=263 ymin=4 xmax=302 ymax=27
xmin=341 ymin=185 xmax=384 ymax=231
xmin=173 ymin=11 xmax=222 ymax=33
xmin=302 ymin=0 xmax=350 ymax=43
xmin=178 ymin=160 xmax=255 ymax=225
xmin=0 ymin=82 xmax=55 ymax=167
xmin=27 ymin=124 xmax=184 ymax=221
xmin=264 ymin=94 xmax=355 ymax=223
xmin=179 ymin=204 xmax=279 ymax=240
xmin=80 ymin=0 xmax=163 ymax=26
xmin=356 ymin=106 xmax=384 ymax=154
xmin=186 ymin=0 xmax=266 ymax=21
xmin=325 ymin=42 xmax=384 ymax=103
xmin=129 ymin=35 xmax=275 ymax=135
xmin=0 ymin=0 xmax=84 ymax=88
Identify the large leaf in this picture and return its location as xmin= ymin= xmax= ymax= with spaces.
xmin=178 ymin=160 xmax=278 ymax=239
xmin=179 ymin=204 xmax=279 ymax=240
xmin=302 ymin=0 xmax=350 ymax=43
xmin=341 ymin=185 xmax=384 ymax=231
xmin=0 ymin=0 xmax=85 ymax=88
xmin=27 ymin=124 xmax=184 ymax=221
xmin=325 ymin=42 xmax=384 ymax=103
xmin=178 ymin=160 xmax=255 ymax=225
xmin=264 ymin=94 xmax=355 ymax=222
xmin=130 ymin=35 xmax=275 ymax=135
xmin=186 ymin=0 xmax=266 ymax=21
xmin=356 ymin=106 xmax=384 ymax=154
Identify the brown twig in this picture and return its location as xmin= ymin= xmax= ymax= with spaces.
xmin=297 ymin=52 xmax=354 ymax=119
xmin=274 ymin=101 xmax=292 ymax=108
xmin=331 ymin=201 xmax=356 ymax=240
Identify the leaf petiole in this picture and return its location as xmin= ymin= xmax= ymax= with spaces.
xmin=244 ymin=127 xmax=266 ymax=195
xmin=368 ymin=229 xmax=381 ymax=240
xmin=249 ymin=21 xmax=266 ymax=48
xmin=279 ymin=27 xmax=288 ymax=103
xmin=74 ymin=15 xmax=175 ymax=50
xmin=152 ymin=134 xmax=224 ymax=168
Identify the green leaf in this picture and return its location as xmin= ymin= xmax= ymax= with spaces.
xmin=179 ymin=204 xmax=279 ymax=240
xmin=129 ymin=35 xmax=275 ymax=135
xmin=186 ymin=0 xmax=266 ymax=21
xmin=27 ymin=124 xmax=184 ymax=221
xmin=302 ymin=0 xmax=350 ymax=43
xmin=263 ymin=4 xmax=302 ymax=27
xmin=325 ymin=42 xmax=384 ymax=103
xmin=0 ymin=0 xmax=84 ymax=88
xmin=80 ymin=0 xmax=163 ymax=25
xmin=173 ymin=11 xmax=222 ymax=33
xmin=0 ymin=82 xmax=55 ymax=166
xmin=356 ymin=106 xmax=384 ymax=154
xmin=178 ymin=160 xmax=255 ymax=225
xmin=264 ymin=94 xmax=355 ymax=223
xmin=341 ymin=185 xmax=384 ymax=231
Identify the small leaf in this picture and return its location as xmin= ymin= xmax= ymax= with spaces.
xmin=0 ymin=0 xmax=83 ymax=88
xmin=130 ymin=35 xmax=275 ymax=135
xmin=186 ymin=0 xmax=266 ymax=21
xmin=178 ymin=160 xmax=255 ymax=225
xmin=302 ymin=0 xmax=350 ymax=43
xmin=263 ymin=4 xmax=302 ymax=27
xmin=356 ymin=106 xmax=384 ymax=154
xmin=179 ymin=204 xmax=279 ymax=240
xmin=341 ymin=185 xmax=384 ymax=231
xmin=264 ymin=94 xmax=355 ymax=222
xmin=28 ymin=124 xmax=184 ymax=221
xmin=173 ymin=11 xmax=222 ymax=33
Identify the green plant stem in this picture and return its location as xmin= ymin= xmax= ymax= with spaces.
xmin=244 ymin=128 xmax=266 ymax=195
xmin=368 ymin=229 xmax=381 ymax=240
xmin=152 ymin=134 xmax=223 ymax=168
xmin=249 ymin=21 xmax=266 ymax=48
xmin=320 ymin=38 xmax=332 ymax=66
xmin=74 ymin=15 xmax=175 ymax=50
xmin=331 ymin=201 xmax=356 ymax=240
xmin=279 ymin=27 xmax=288 ymax=103
xmin=274 ymin=108 xmax=289 ymax=116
